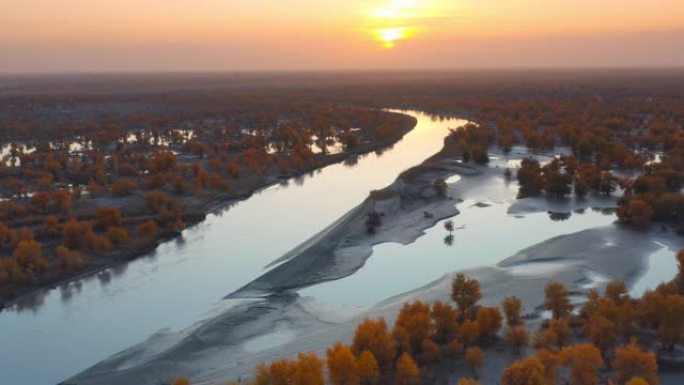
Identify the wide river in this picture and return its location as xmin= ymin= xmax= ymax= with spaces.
xmin=0 ymin=110 xmax=675 ymax=385
xmin=0 ymin=111 xmax=469 ymax=385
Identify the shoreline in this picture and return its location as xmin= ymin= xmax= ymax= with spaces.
xmin=0 ymin=113 xmax=418 ymax=311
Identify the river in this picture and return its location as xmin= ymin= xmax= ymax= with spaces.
xmin=2 ymin=110 xmax=676 ymax=385
xmin=0 ymin=111 xmax=468 ymax=385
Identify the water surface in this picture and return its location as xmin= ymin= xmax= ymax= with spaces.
xmin=300 ymin=197 xmax=617 ymax=306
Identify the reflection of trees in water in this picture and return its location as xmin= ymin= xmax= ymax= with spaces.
xmin=7 ymin=289 xmax=47 ymax=313
xmin=442 ymin=219 xmax=464 ymax=246
xmin=97 ymin=270 xmax=111 ymax=286
xmin=375 ymin=143 xmax=394 ymax=157
xmin=574 ymin=208 xmax=586 ymax=215
xmin=110 ymin=262 xmax=129 ymax=277
xmin=548 ymin=211 xmax=572 ymax=221
xmin=591 ymin=207 xmax=617 ymax=215
xmin=60 ymin=280 xmax=83 ymax=305
xmin=293 ymin=170 xmax=316 ymax=187
xmin=344 ymin=155 xmax=359 ymax=168
xmin=174 ymin=235 xmax=187 ymax=249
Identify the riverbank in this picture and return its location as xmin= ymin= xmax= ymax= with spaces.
xmin=0 ymin=113 xmax=418 ymax=309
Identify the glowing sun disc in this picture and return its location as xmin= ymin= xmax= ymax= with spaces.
xmin=375 ymin=27 xmax=413 ymax=48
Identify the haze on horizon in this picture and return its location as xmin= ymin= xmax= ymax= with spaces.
xmin=2 ymin=0 xmax=684 ymax=74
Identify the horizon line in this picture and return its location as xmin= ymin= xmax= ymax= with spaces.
xmin=3 ymin=65 xmax=684 ymax=78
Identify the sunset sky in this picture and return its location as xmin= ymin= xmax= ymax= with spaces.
xmin=2 ymin=0 xmax=684 ymax=73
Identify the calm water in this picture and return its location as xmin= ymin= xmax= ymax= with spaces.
xmin=630 ymin=241 xmax=679 ymax=297
xmin=0 ymin=111 xmax=469 ymax=385
xmin=299 ymin=197 xmax=618 ymax=306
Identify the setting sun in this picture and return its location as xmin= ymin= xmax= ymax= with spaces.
xmin=367 ymin=0 xmax=425 ymax=48
xmin=375 ymin=27 xmax=414 ymax=48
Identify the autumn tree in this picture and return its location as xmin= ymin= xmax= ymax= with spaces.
xmin=94 ymin=235 xmax=112 ymax=254
xmin=110 ymin=179 xmax=138 ymax=197
xmin=459 ymin=319 xmax=481 ymax=347
xmin=55 ymin=245 xmax=81 ymax=269
xmin=612 ymin=340 xmax=659 ymax=385
xmin=267 ymin=359 xmax=296 ymax=385
xmin=19 ymin=226 xmax=34 ymax=242
xmin=456 ymin=379 xmax=481 ymax=385
xmin=547 ymin=319 xmax=572 ymax=349
xmin=43 ymin=215 xmax=59 ymax=236
xmin=517 ymin=158 xmax=544 ymax=197
xmin=431 ymin=301 xmax=459 ymax=343
xmin=14 ymin=239 xmax=48 ymax=275
xmin=544 ymin=281 xmax=573 ymax=319
xmin=625 ymin=378 xmax=650 ymax=385
xmin=584 ymin=315 xmax=618 ymax=355
xmin=605 ymin=280 xmax=629 ymax=304
xmin=293 ymin=352 xmax=324 ymax=385
xmin=657 ymin=294 xmax=684 ymax=350
xmin=352 ymin=318 xmax=396 ymax=371
xmin=505 ymin=326 xmax=529 ymax=354
xmin=420 ymin=338 xmax=441 ymax=363
xmin=618 ymin=199 xmax=654 ymax=226
xmin=475 ymin=307 xmax=502 ymax=339
xmin=534 ymin=318 xmax=572 ymax=352
xmin=95 ymin=207 xmax=123 ymax=229
xmin=501 ymin=356 xmax=545 ymax=385
xmin=356 ymin=351 xmax=379 ymax=385
xmin=62 ymin=218 xmax=95 ymax=250
xmin=53 ymin=189 xmax=72 ymax=213
xmin=31 ymin=191 xmax=50 ymax=213
xmin=395 ymin=353 xmax=420 ymax=385
xmin=393 ymin=326 xmax=411 ymax=354
xmin=446 ymin=338 xmax=464 ymax=357
xmin=394 ymin=301 xmax=433 ymax=355
xmin=558 ymin=344 xmax=604 ymax=385
xmin=536 ymin=348 xmax=560 ymax=385
xmin=451 ymin=273 xmax=482 ymax=319
xmin=137 ymin=219 xmax=159 ymax=236
xmin=503 ymin=296 xmax=523 ymax=327
xmin=327 ymin=343 xmax=359 ymax=385
xmin=465 ymin=347 xmax=485 ymax=378
xmin=106 ymin=226 xmax=129 ymax=245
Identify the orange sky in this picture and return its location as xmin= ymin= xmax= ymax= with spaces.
xmin=2 ymin=0 xmax=684 ymax=72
